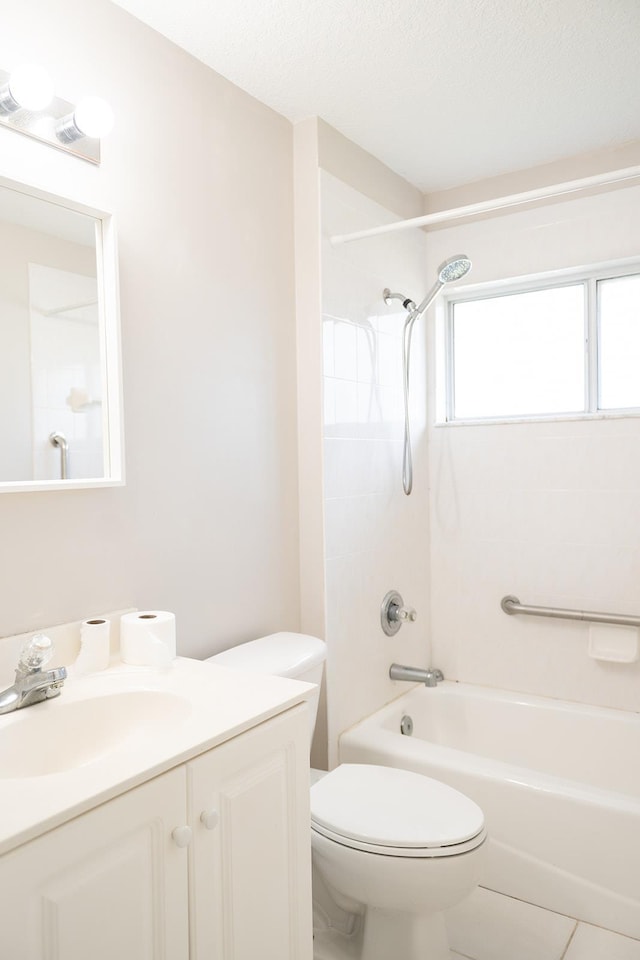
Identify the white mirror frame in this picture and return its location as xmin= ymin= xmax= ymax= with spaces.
xmin=0 ymin=175 xmax=124 ymax=492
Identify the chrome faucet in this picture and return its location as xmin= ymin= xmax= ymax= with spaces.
xmin=0 ymin=634 xmax=67 ymax=715
xmin=389 ymin=663 xmax=444 ymax=687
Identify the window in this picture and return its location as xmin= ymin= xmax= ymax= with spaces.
xmin=599 ymin=274 xmax=640 ymax=410
xmin=444 ymin=263 xmax=640 ymax=422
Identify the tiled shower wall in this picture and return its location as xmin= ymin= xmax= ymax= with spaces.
xmin=426 ymin=185 xmax=640 ymax=712
xmin=319 ymin=171 xmax=640 ymax=751
xmin=320 ymin=172 xmax=430 ymax=765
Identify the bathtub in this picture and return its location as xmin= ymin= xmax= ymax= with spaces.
xmin=339 ymin=681 xmax=640 ymax=939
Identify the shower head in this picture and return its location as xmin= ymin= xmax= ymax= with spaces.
xmin=438 ymin=255 xmax=472 ymax=284
xmin=382 ymin=254 xmax=472 ymax=324
xmin=411 ymin=254 xmax=472 ymax=319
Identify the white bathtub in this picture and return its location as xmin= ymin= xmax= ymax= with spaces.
xmin=339 ymin=681 xmax=640 ymax=939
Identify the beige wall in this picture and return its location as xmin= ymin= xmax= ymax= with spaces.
xmin=424 ymin=140 xmax=640 ymax=219
xmin=317 ymin=119 xmax=426 ymax=221
xmin=0 ymin=0 xmax=300 ymax=655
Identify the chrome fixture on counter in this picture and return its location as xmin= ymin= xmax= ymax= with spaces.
xmin=381 ymin=590 xmax=417 ymax=636
xmin=0 ymin=635 xmax=66 ymax=715
xmin=389 ymin=664 xmax=444 ymax=687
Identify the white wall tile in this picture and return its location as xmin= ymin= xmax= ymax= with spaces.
xmin=334 ymin=378 xmax=359 ymax=431
xmin=377 ymin=384 xmax=404 ymax=427
xmin=428 ymin=192 xmax=640 ymax=713
xmin=445 ymin=887 xmax=576 ymax=960
xmin=564 ymin=924 xmax=640 ymax=960
xmin=324 ymin=439 xmax=358 ymax=499
xmin=323 ymin=377 xmax=337 ymax=429
xmin=429 ymin=393 xmax=640 ymax=711
xmin=322 ymin=318 xmax=336 ymax=377
xmin=324 ymin=496 xmax=368 ymax=559
xmin=356 ymin=382 xmax=382 ymax=430
xmin=356 ymin=322 xmax=377 ymax=384
xmin=333 ymin=320 xmax=359 ymax=381
xmin=377 ymin=329 xmax=404 ymax=386
xmin=321 ymin=172 xmax=430 ymax=762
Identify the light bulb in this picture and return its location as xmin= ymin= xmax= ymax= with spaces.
xmin=73 ymin=96 xmax=114 ymax=139
xmin=8 ymin=64 xmax=54 ymax=111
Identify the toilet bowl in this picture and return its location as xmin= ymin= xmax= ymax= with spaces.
xmin=208 ymin=633 xmax=486 ymax=960
xmin=311 ymin=763 xmax=485 ymax=960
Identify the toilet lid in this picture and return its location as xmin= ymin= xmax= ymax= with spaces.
xmin=310 ymin=764 xmax=484 ymax=852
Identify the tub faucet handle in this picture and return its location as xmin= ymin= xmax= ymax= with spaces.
xmin=381 ymin=590 xmax=417 ymax=636
xmin=391 ymin=603 xmax=417 ymax=623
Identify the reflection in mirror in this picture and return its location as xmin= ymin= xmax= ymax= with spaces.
xmin=0 ymin=179 xmax=122 ymax=490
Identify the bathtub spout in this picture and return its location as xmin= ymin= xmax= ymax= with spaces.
xmin=389 ymin=664 xmax=444 ymax=687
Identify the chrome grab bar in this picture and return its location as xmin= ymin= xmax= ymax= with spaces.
xmin=501 ymin=595 xmax=640 ymax=629
xmin=49 ymin=431 xmax=69 ymax=480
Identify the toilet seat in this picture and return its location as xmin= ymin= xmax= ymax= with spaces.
xmin=310 ymin=764 xmax=486 ymax=859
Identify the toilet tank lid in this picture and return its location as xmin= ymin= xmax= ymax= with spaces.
xmin=209 ymin=632 xmax=326 ymax=678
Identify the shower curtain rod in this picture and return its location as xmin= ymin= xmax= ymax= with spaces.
xmin=330 ymin=164 xmax=640 ymax=245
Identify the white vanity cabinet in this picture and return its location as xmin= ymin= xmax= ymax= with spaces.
xmin=188 ymin=704 xmax=312 ymax=958
xmin=0 ymin=703 xmax=312 ymax=960
xmin=0 ymin=764 xmax=190 ymax=959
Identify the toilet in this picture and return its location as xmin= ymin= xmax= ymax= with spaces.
xmin=209 ymin=632 xmax=486 ymax=960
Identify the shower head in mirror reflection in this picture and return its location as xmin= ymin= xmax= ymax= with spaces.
xmin=383 ymin=255 xmax=472 ymax=496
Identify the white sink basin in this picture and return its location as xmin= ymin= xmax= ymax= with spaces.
xmin=0 ymin=657 xmax=313 ymax=856
xmin=0 ymin=690 xmax=191 ymax=778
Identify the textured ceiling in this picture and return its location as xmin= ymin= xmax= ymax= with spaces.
xmin=111 ymin=0 xmax=640 ymax=192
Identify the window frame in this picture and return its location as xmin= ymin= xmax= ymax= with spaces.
xmin=439 ymin=257 xmax=640 ymax=425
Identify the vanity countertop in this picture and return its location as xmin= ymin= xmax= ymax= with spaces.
xmin=0 ymin=657 xmax=313 ymax=855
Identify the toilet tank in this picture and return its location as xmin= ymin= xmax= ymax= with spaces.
xmin=208 ymin=632 xmax=326 ymax=733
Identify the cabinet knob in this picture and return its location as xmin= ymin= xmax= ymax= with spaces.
xmin=200 ymin=809 xmax=219 ymax=830
xmin=171 ymin=825 xmax=193 ymax=848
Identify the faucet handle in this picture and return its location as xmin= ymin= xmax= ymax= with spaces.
xmin=18 ymin=634 xmax=54 ymax=672
xmin=391 ymin=604 xmax=417 ymax=623
xmin=381 ymin=591 xmax=417 ymax=636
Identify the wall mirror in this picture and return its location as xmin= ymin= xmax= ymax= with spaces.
xmin=0 ymin=176 xmax=123 ymax=491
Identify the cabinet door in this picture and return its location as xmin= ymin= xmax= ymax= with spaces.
xmin=0 ymin=767 xmax=190 ymax=960
xmin=188 ymin=704 xmax=313 ymax=960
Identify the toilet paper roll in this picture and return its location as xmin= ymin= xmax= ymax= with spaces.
xmin=74 ymin=618 xmax=111 ymax=675
xmin=120 ymin=611 xmax=176 ymax=667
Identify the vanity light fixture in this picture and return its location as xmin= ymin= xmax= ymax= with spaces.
xmin=57 ymin=96 xmax=115 ymax=144
xmin=0 ymin=64 xmax=54 ymax=114
xmin=0 ymin=64 xmax=113 ymax=164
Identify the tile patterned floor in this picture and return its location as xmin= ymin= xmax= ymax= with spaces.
xmin=563 ymin=924 xmax=640 ymax=960
xmin=314 ymin=885 xmax=640 ymax=959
